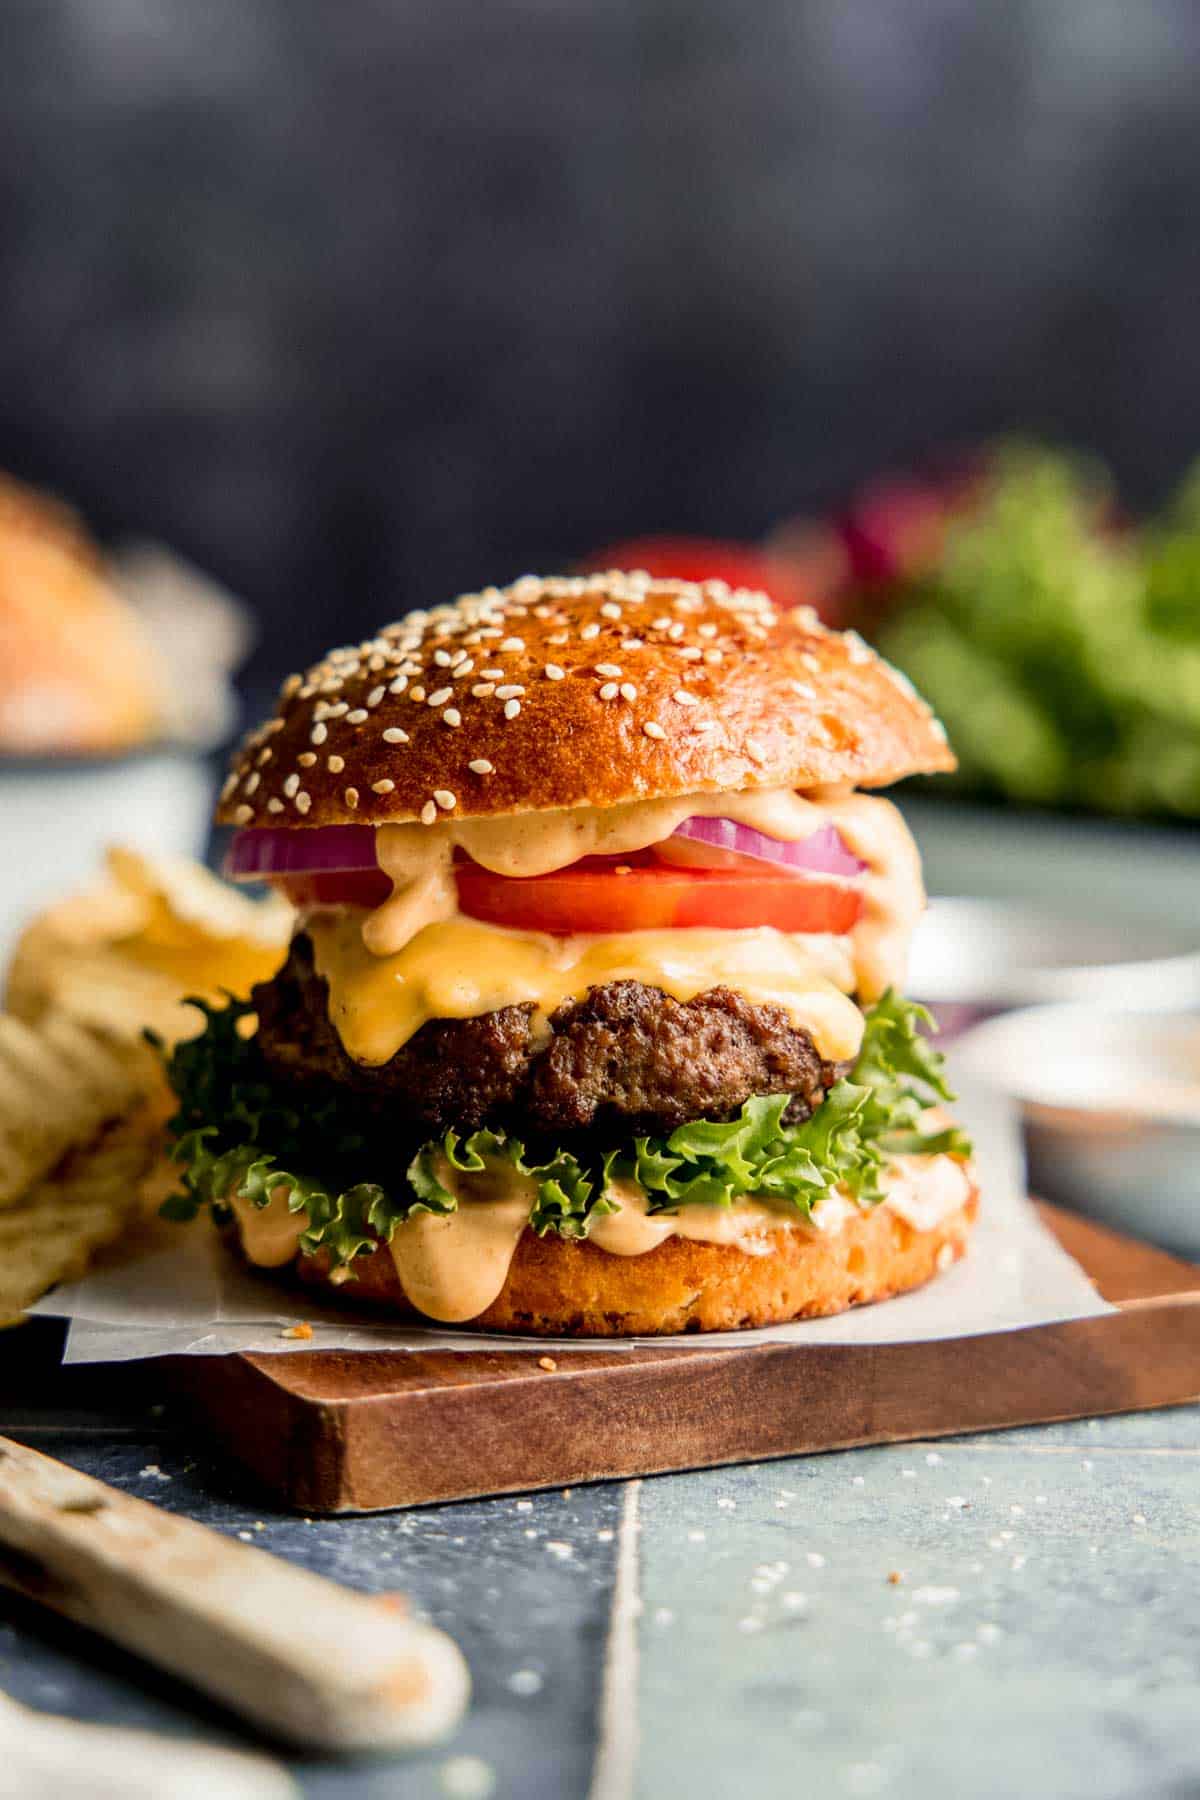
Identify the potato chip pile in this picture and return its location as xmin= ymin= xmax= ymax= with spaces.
xmin=0 ymin=847 xmax=293 ymax=1324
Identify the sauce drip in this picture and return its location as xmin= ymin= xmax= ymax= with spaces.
xmin=228 ymin=1153 xmax=973 ymax=1324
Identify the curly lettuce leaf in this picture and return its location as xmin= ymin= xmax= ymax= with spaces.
xmin=158 ymin=989 xmax=971 ymax=1265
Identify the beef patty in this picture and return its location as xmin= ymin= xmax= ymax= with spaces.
xmin=252 ymin=932 xmax=847 ymax=1140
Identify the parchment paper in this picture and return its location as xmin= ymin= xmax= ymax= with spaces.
xmin=32 ymin=1078 xmax=1110 ymax=1362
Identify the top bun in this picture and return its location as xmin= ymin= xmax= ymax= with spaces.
xmin=0 ymin=474 xmax=166 ymax=757
xmin=217 ymin=573 xmax=954 ymax=827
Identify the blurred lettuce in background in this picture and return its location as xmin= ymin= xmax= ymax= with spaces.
xmin=873 ymin=443 xmax=1200 ymax=817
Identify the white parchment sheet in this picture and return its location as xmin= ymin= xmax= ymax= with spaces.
xmin=32 ymin=1077 xmax=1110 ymax=1362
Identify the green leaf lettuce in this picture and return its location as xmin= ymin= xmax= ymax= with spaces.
xmin=158 ymin=989 xmax=970 ymax=1274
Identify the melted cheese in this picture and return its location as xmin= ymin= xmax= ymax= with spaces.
xmin=307 ymin=910 xmax=866 ymax=1066
xmin=228 ymin=1153 xmax=974 ymax=1325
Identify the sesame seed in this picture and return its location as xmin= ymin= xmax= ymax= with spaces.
xmin=443 ymin=708 xmax=462 ymax=727
xmin=434 ymin=789 xmax=457 ymax=811
xmin=698 ymin=622 xmax=718 ymax=638
xmin=651 ymin=616 xmax=671 ymax=631
xmin=704 ymin=648 xmax=724 ymax=665
xmin=499 ymin=637 xmax=524 ymax=652
xmin=643 ymin=720 xmax=666 ymax=740
xmin=545 ymin=663 xmax=565 ymax=681
xmin=283 ymin=773 xmax=300 ymax=797
xmin=598 ymin=682 xmax=619 ymax=701
xmin=427 ymin=687 xmax=453 ymax=707
xmin=220 ymin=774 xmax=238 ymax=801
xmin=600 ymin=601 xmax=622 ymax=620
xmin=800 ymin=652 xmax=820 ymax=673
xmin=256 ymin=747 xmax=273 ymax=765
xmin=667 ymin=621 xmax=685 ymax=640
xmin=580 ymin=623 xmax=601 ymax=640
xmin=453 ymin=659 xmax=475 ymax=677
xmin=548 ymin=632 xmax=570 ymax=646
xmin=620 ymin=637 xmax=644 ymax=651
xmin=346 ymin=708 xmax=369 ymax=723
xmin=328 ymin=754 xmax=345 ymax=772
xmin=367 ymin=685 xmax=387 ymax=706
xmin=243 ymin=771 xmax=261 ymax=794
xmin=388 ymin=676 xmax=408 ymax=694
xmin=472 ymin=683 xmax=496 ymax=698
xmin=791 ymin=681 xmax=816 ymax=700
xmin=420 ymin=800 xmax=437 ymax=825
xmin=479 ymin=668 xmax=504 ymax=680
xmin=267 ymin=798 xmax=284 ymax=813
xmin=409 ymin=687 xmax=426 ymax=703
xmin=297 ymin=752 xmax=316 ymax=767
xmin=433 ymin=649 xmax=453 ymax=667
xmin=310 ymin=722 xmax=328 ymax=745
xmin=677 ymin=646 xmax=702 ymax=661
xmin=345 ymin=787 xmax=359 ymax=809
xmin=746 ymin=738 xmax=766 ymax=761
xmin=383 ymin=727 xmax=409 ymax=744
xmin=294 ymin=791 xmax=311 ymax=814
xmin=673 ymin=689 xmax=698 ymax=706
xmin=620 ymin=683 xmax=638 ymax=703
xmin=504 ymin=698 xmax=521 ymax=720
xmin=594 ymin=663 xmax=622 ymax=679
xmin=469 ymin=758 xmax=494 ymax=775
xmin=372 ymin=778 xmax=396 ymax=794
xmin=232 ymin=803 xmax=253 ymax=824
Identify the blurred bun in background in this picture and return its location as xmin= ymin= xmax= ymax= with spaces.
xmin=0 ymin=474 xmax=167 ymax=757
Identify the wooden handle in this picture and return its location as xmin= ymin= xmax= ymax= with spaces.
xmin=0 ymin=1436 xmax=469 ymax=1753
xmin=0 ymin=1691 xmax=298 ymax=1799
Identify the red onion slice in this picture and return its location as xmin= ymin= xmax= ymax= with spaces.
xmin=226 ymin=814 xmax=866 ymax=885
xmin=670 ymin=815 xmax=865 ymax=878
xmin=225 ymin=825 xmax=378 ymax=880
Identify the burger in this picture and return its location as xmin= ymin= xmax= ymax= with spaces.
xmin=162 ymin=573 xmax=975 ymax=1335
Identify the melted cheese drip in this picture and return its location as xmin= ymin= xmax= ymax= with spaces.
xmin=228 ymin=1153 xmax=973 ymax=1324
xmin=307 ymin=911 xmax=865 ymax=1065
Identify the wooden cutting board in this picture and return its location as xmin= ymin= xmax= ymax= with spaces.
xmin=169 ymin=1204 xmax=1200 ymax=1514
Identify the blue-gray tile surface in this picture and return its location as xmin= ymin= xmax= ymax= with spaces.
xmin=3 ymin=1324 xmax=1199 ymax=1798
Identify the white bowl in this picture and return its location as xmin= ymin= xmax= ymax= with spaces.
xmin=956 ymin=1005 xmax=1200 ymax=1257
xmin=911 ymin=897 xmax=1200 ymax=1011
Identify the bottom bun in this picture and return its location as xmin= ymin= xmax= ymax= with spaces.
xmin=236 ymin=1172 xmax=980 ymax=1337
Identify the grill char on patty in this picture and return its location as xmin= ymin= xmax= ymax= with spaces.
xmin=252 ymin=932 xmax=847 ymax=1140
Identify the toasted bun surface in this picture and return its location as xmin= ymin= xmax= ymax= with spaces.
xmin=0 ymin=475 xmax=166 ymax=756
xmin=233 ymin=1174 xmax=978 ymax=1336
xmin=217 ymin=573 xmax=953 ymax=828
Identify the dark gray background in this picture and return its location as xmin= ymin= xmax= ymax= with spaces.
xmin=2 ymin=0 xmax=1198 ymax=679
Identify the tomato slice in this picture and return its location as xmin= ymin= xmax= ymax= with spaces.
xmin=272 ymin=869 xmax=393 ymax=909
xmin=453 ymin=858 xmax=862 ymax=936
xmin=274 ymin=858 xmax=863 ymax=937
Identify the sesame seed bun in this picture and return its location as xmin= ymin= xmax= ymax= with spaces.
xmin=249 ymin=1164 xmax=980 ymax=1336
xmin=0 ymin=474 xmax=166 ymax=757
xmin=217 ymin=573 xmax=954 ymax=828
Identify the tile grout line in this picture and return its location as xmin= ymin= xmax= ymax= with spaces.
xmin=587 ymin=1478 xmax=642 ymax=1800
